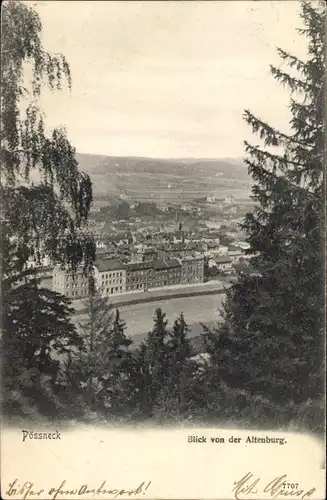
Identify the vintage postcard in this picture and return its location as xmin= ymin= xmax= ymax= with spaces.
xmin=0 ymin=0 xmax=325 ymax=498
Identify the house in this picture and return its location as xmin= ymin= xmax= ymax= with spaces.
xmin=234 ymin=241 xmax=251 ymax=251
xmin=131 ymin=247 xmax=157 ymax=263
xmin=26 ymin=255 xmax=51 ymax=269
xmin=116 ymin=243 xmax=130 ymax=259
xmin=149 ymin=259 xmax=181 ymax=289
xmin=215 ymin=256 xmax=233 ymax=274
xmin=208 ymin=258 xmax=218 ymax=269
xmin=224 ymin=195 xmax=234 ymax=204
xmin=206 ymin=220 xmax=221 ymax=230
xmin=52 ymin=265 xmax=90 ymax=299
xmin=171 ymin=231 xmax=184 ymax=244
xmin=180 ymin=255 xmax=204 ymax=284
xmin=94 ymin=258 xmax=126 ymax=296
xmin=206 ymin=195 xmax=216 ymax=203
xmin=158 ymin=242 xmax=195 ymax=260
xmin=95 ymin=241 xmax=106 ymax=249
xmin=203 ymin=242 xmax=221 ymax=258
xmin=227 ymin=250 xmax=244 ymax=264
xmin=217 ymin=245 xmax=229 ymax=255
xmin=125 ymin=261 xmax=153 ymax=292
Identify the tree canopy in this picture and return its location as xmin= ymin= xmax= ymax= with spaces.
xmin=1 ymin=0 xmax=95 ymax=274
xmin=209 ymin=1 xmax=325 ymax=412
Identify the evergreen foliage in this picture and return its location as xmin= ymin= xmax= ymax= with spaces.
xmin=67 ymin=291 xmax=114 ymax=409
xmin=153 ymin=313 xmax=200 ymax=420
xmin=100 ymin=309 xmax=135 ymax=416
xmin=136 ymin=308 xmax=170 ymax=415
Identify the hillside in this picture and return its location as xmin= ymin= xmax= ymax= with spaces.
xmin=76 ymin=153 xmax=252 ymax=204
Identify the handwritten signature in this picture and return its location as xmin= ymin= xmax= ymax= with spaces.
xmin=232 ymin=473 xmax=316 ymax=499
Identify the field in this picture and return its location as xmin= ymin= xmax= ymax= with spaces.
xmin=73 ymin=293 xmax=224 ymax=347
xmin=76 ymin=153 xmax=252 ymax=205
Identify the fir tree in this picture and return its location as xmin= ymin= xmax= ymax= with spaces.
xmin=109 ymin=309 xmax=132 ymax=353
xmin=2 ymin=272 xmax=82 ymax=417
xmin=77 ymin=291 xmax=114 ymax=354
xmin=154 ymin=313 xmax=198 ymax=420
xmin=208 ymin=1 xmax=325 ymax=427
xmin=70 ymin=291 xmax=114 ymax=409
xmin=100 ymin=309 xmax=135 ymax=417
xmin=168 ymin=313 xmax=193 ymax=367
xmin=130 ymin=342 xmax=153 ymax=419
xmin=139 ymin=308 xmax=170 ymax=414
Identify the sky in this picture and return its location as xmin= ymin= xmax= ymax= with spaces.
xmin=31 ymin=0 xmax=307 ymax=159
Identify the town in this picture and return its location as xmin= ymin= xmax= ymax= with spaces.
xmin=34 ymin=193 xmax=253 ymax=301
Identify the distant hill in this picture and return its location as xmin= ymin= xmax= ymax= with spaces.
xmin=76 ymin=153 xmax=252 ymax=204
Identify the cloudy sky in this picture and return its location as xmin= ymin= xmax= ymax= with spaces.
xmin=33 ymin=1 xmax=306 ymax=159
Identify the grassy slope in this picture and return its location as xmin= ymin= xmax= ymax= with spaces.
xmin=76 ymin=153 xmax=252 ymax=202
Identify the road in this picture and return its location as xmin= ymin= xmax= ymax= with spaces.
xmin=73 ymin=293 xmax=225 ymax=346
xmin=71 ymin=279 xmax=228 ymax=312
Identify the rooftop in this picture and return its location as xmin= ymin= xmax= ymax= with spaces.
xmin=125 ymin=261 xmax=153 ymax=271
xmin=159 ymin=242 xmax=196 ymax=251
xmin=181 ymin=255 xmax=203 ymax=262
xmin=215 ymin=256 xmax=233 ymax=264
xmin=153 ymin=258 xmax=181 ymax=270
xmin=96 ymin=258 xmax=124 ymax=272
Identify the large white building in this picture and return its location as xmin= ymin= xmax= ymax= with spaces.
xmin=94 ymin=258 xmax=126 ymax=297
xmin=52 ymin=265 xmax=90 ymax=299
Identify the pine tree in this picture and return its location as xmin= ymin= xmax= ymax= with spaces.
xmin=97 ymin=310 xmax=136 ymax=418
xmin=168 ymin=313 xmax=193 ymax=367
xmin=139 ymin=308 xmax=170 ymax=414
xmin=71 ymin=291 xmax=114 ymax=409
xmin=78 ymin=291 xmax=114 ymax=353
xmin=109 ymin=309 xmax=132 ymax=353
xmin=2 ymin=269 xmax=83 ymax=417
xmin=130 ymin=342 xmax=153 ymax=419
xmin=208 ymin=1 xmax=325 ymax=427
xmin=154 ymin=313 xmax=198 ymax=420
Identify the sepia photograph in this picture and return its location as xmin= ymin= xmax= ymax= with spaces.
xmin=0 ymin=0 xmax=326 ymax=498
